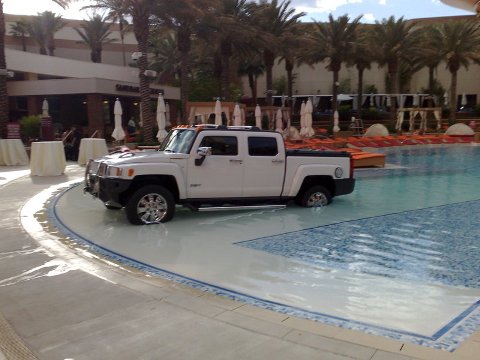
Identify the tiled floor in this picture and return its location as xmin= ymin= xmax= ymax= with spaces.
xmin=1 ymin=162 xmax=479 ymax=359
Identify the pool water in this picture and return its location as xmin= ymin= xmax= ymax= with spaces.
xmin=51 ymin=145 xmax=480 ymax=352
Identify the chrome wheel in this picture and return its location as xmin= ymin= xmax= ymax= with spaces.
xmin=299 ymin=185 xmax=332 ymax=208
xmin=306 ymin=191 xmax=328 ymax=207
xmin=126 ymin=185 xmax=175 ymax=225
xmin=137 ymin=193 xmax=169 ymax=224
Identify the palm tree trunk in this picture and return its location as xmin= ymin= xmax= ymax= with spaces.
xmin=428 ymin=66 xmax=435 ymax=94
xmin=0 ymin=1 xmax=8 ymax=138
xmin=357 ymin=67 xmax=364 ymax=118
xmin=286 ymin=59 xmax=293 ymax=113
xmin=220 ymin=41 xmax=232 ymax=101
xmin=332 ymin=71 xmax=339 ymax=112
xmin=180 ymin=52 xmax=189 ymax=124
xmin=264 ymin=50 xmax=274 ymax=106
xmin=390 ymin=73 xmax=398 ymax=123
xmin=178 ymin=25 xmax=192 ymax=123
xmin=449 ymin=70 xmax=457 ymax=123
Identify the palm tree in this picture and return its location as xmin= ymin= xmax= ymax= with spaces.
xmin=347 ymin=26 xmax=375 ymax=118
xmin=9 ymin=20 xmax=29 ymax=52
xmin=82 ymin=0 xmax=130 ymax=66
xmin=150 ymin=32 xmax=181 ymax=84
xmin=0 ymin=0 xmax=70 ymax=137
xmin=75 ymin=14 xmax=116 ymax=63
xmin=153 ymin=0 xmax=219 ymax=121
xmin=427 ymin=20 xmax=480 ymax=123
xmin=32 ymin=11 xmax=66 ymax=56
xmin=209 ymin=0 xmax=251 ymax=101
xmin=26 ymin=14 xmax=48 ymax=54
xmin=237 ymin=54 xmax=264 ymax=105
xmin=303 ymin=14 xmax=362 ymax=113
xmin=246 ymin=0 xmax=304 ymax=106
xmin=413 ymin=25 xmax=445 ymax=95
xmin=370 ymin=16 xmax=420 ymax=120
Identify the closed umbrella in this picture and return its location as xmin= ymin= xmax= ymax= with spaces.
xmin=111 ymin=98 xmax=125 ymax=141
xmin=413 ymin=94 xmax=420 ymax=107
xmin=444 ymin=91 xmax=449 ymax=106
xmin=461 ymin=93 xmax=467 ymax=106
xmin=299 ymin=101 xmax=307 ymax=136
xmin=255 ymin=104 xmax=262 ymax=129
xmin=233 ymin=104 xmax=241 ymax=126
xmin=275 ymin=108 xmax=283 ymax=133
xmin=304 ymin=99 xmax=315 ymax=137
xmin=396 ymin=111 xmax=404 ymax=131
xmin=333 ymin=110 xmax=340 ymax=133
xmin=214 ymin=99 xmax=222 ymax=125
xmin=165 ymin=102 xmax=171 ymax=127
xmin=156 ymin=93 xmax=168 ymax=142
xmin=42 ymin=98 xmax=49 ymax=117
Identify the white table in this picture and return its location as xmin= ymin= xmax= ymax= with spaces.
xmin=30 ymin=141 xmax=66 ymax=176
xmin=0 ymin=139 xmax=29 ymax=166
xmin=78 ymin=138 xmax=109 ymax=165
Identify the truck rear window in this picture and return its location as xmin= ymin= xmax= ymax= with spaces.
xmin=248 ymin=137 xmax=278 ymax=156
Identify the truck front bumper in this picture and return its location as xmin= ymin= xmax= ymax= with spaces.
xmin=85 ymin=175 xmax=132 ymax=205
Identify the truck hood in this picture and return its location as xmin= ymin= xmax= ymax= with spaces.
xmin=97 ymin=151 xmax=186 ymax=166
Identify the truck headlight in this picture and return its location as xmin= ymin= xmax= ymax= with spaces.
xmin=107 ymin=166 xmax=123 ymax=177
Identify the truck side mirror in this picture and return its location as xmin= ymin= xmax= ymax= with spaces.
xmin=195 ymin=146 xmax=212 ymax=166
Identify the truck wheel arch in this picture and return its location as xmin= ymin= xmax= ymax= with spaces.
xmin=295 ymin=175 xmax=335 ymax=203
xmin=121 ymin=175 xmax=180 ymax=205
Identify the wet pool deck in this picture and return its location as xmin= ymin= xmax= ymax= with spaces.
xmin=0 ymin=164 xmax=479 ymax=360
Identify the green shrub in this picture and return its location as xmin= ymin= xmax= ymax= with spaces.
xmin=19 ymin=115 xmax=41 ymax=141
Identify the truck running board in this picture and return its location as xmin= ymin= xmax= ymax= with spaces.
xmin=195 ymin=204 xmax=286 ymax=212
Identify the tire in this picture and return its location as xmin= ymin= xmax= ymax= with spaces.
xmin=125 ymin=185 xmax=175 ymax=225
xmin=298 ymin=185 xmax=332 ymax=207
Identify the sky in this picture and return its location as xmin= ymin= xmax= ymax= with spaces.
xmin=2 ymin=0 xmax=475 ymax=23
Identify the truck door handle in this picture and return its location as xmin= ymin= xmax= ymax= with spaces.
xmin=272 ymin=159 xmax=284 ymax=163
xmin=230 ymin=159 xmax=243 ymax=164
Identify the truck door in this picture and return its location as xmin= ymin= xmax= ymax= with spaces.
xmin=243 ymin=135 xmax=285 ymax=197
xmin=187 ymin=134 xmax=243 ymax=198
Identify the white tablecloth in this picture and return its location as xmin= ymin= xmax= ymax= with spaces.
xmin=78 ymin=138 xmax=109 ymax=165
xmin=0 ymin=139 xmax=29 ymax=166
xmin=30 ymin=141 xmax=66 ymax=176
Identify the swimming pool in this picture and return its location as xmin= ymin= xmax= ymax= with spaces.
xmin=50 ymin=145 xmax=480 ymax=351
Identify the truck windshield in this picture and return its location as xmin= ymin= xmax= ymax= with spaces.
xmin=159 ymin=129 xmax=196 ymax=154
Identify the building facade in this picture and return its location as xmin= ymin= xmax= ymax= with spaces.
xmin=4 ymin=14 xmax=180 ymax=139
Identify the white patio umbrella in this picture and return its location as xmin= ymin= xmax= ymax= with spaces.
xmin=444 ymin=91 xmax=449 ymax=106
xmin=304 ymin=99 xmax=315 ymax=137
xmin=395 ymin=111 xmax=404 ymax=131
xmin=233 ymin=104 xmax=241 ymax=126
xmin=42 ymin=98 xmax=49 ymax=117
xmin=413 ymin=93 xmax=420 ymax=107
xmin=461 ymin=93 xmax=467 ymax=106
xmin=275 ymin=108 xmax=283 ymax=133
xmin=165 ymin=102 xmax=171 ymax=127
xmin=299 ymin=101 xmax=307 ymax=136
xmin=214 ymin=99 xmax=222 ymax=125
xmin=333 ymin=110 xmax=340 ymax=133
xmin=369 ymin=93 xmax=374 ymax=107
xmin=156 ymin=93 xmax=168 ymax=142
xmin=255 ymin=104 xmax=262 ymax=129
xmin=111 ymin=98 xmax=125 ymax=141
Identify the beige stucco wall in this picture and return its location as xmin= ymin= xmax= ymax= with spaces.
xmin=246 ymin=59 xmax=480 ymax=104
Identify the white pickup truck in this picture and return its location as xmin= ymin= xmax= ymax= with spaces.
xmin=84 ymin=125 xmax=355 ymax=224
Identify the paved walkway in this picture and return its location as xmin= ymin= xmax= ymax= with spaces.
xmin=0 ymin=164 xmax=479 ymax=360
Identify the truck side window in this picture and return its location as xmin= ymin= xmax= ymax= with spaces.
xmin=248 ymin=137 xmax=278 ymax=156
xmin=200 ymin=136 xmax=238 ymax=156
